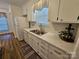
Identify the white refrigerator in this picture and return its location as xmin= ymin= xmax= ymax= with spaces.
xmin=14 ymin=17 xmax=28 ymax=41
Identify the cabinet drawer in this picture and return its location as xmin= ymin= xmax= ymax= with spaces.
xmin=40 ymin=44 xmax=48 ymax=52
xmin=48 ymin=50 xmax=64 ymax=59
xmin=40 ymin=40 xmax=48 ymax=48
xmin=39 ymin=48 xmax=48 ymax=57
xmin=48 ymin=45 xmax=69 ymax=59
xmin=49 ymin=45 xmax=67 ymax=55
xmin=48 ymin=49 xmax=69 ymax=59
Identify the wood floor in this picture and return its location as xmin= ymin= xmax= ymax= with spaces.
xmin=19 ymin=40 xmax=41 ymax=59
xmin=0 ymin=32 xmax=25 ymax=59
xmin=0 ymin=32 xmax=42 ymax=59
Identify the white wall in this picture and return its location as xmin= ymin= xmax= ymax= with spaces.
xmin=22 ymin=0 xmax=33 ymax=21
xmin=0 ymin=1 xmax=23 ymax=35
xmin=10 ymin=5 xmax=23 ymax=35
xmin=0 ymin=1 xmax=9 ymax=12
xmin=11 ymin=5 xmax=22 ymax=16
xmin=0 ymin=1 xmax=14 ymax=33
xmin=22 ymin=0 xmax=38 ymax=28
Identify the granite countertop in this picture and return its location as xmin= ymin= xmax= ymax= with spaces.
xmin=24 ymin=28 xmax=76 ymax=55
xmin=41 ymin=33 xmax=75 ymax=54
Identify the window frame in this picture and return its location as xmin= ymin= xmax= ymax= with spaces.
xmin=33 ymin=7 xmax=48 ymax=26
xmin=0 ymin=15 xmax=9 ymax=32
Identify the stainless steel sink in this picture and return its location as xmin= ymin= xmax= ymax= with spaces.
xmin=30 ymin=29 xmax=46 ymax=35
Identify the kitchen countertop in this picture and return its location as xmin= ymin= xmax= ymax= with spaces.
xmin=24 ymin=28 xmax=76 ymax=55
xmin=41 ymin=33 xmax=75 ymax=54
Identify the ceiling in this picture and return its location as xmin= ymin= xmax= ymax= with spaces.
xmin=0 ymin=0 xmax=29 ymax=6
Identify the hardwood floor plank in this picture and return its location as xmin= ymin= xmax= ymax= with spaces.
xmin=0 ymin=32 xmax=25 ymax=59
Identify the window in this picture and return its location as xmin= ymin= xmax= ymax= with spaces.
xmin=0 ymin=16 xmax=8 ymax=32
xmin=33 ymin=8 xmax=48 ymax=26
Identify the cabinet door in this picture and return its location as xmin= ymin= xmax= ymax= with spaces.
xmin=34 ymin=38 xmax=40 ymax=53
xmin=59 ymin=0 xmax=79 ymax=21
xmin=24 ymin=31 xmax=29 ymax=44
xmin=29 ymin=38 xmax=33 ymax=47
xmin=32 ymin=38 xmax=37 ymax=51
xmin=48 ymin=50 xmax=64 ymax=59
xmin=48 ymin=45 xmax=69 ymax=59
xmin=39 ymin=40 xmax=48 ymax=59
xmin=49 ymin=0 xmax=59 ymax=21
xmin=28 ymin=33 xmax=33 ymax=45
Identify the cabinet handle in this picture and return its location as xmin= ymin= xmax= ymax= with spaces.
xmin=50 ymin=50 xmax=62 ymax=56
xmin=54 ymin=50 xmax=62 ymax=55
xmin=40 ymin=45 xmax=46 ymax=50
xmin=50 ymin=50 xmax=62 ymax=55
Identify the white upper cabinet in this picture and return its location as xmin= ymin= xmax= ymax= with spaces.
xmin=49 ymin=0 xmax=59 ymax=22
xmin=49 ymin=0 xmax=79 ymax=23
xmin=59 ymin=0 xmax=79 ymax=22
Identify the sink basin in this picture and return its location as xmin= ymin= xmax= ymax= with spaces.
xmin=30 ymin=29 xmax=46 ymax=35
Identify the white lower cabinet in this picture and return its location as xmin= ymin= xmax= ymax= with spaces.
xmin=28 ymin=33 xmax=33 ymax=48
xmin=39 ymin=40 xmax=49 ymax=59
xmin=33 ymin=38 xmax=40 ymax=53
xmin=28 ymin=33 xmax=40 ymax=54
xmin=24 ymin=31 xmax=70 ymax=59
xmin=24 ymin=31 xmax=29 ymax=44
xmin=48 ymin=50 xmax=63 ymax=59
xmin=48 ymin=45 xmax=70 ymax=59
xmin=29 ymin=37 xmax=33 ymax=47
